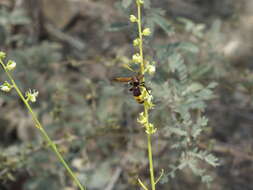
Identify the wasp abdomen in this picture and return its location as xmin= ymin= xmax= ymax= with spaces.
xmin=134 ymin=95 xmax=144 ymax=104
xmin=132 ymin=87 xmax=144 ymax=104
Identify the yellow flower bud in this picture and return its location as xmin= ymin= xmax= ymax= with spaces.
xmin=130 ymin=15 xmax=138 ymax=23
xmin=132 ymin=53 xmax=142 ymax=63
xmin=142 ymin=28 xmax=151 ymax=36
xmin=145 ymin=123 xmax=157 ymax=134
xmin=6 ymin=60 xmax=16 ymax=71
xmin=26 ymin=89 xmax=39 ymax=103
xmin=133 ymin=38 xmax=140 ymax=46
xmin=0 ymin=81 xmax=12 ymax=92
xmin=137 ymin=112 xmax=147 ymax=125
xmin=0 ymin=51 xmax=6 ymax=60
xmin=147 ymin=64 xmax=156 ymax=75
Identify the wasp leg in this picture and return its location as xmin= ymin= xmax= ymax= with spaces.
xmin=140 ymin=83 xmax=151 ymax=95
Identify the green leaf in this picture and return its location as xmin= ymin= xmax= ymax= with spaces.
xmin=178 ymin=42 xmax=199 ymax=54
xmin=144 ymin=0 xmax=151 ymax=9
xmin=152 ymin=14 xmax=174 ymax=35
xmin=201 ymin=175 xmax=213 ymax=185
xmin=208 ymin=82 xmax=218 ymax=89
xmin=177 ymin=17 xmax=195 ymax=32
xmin=160 ymin=175 xmax=169 ymax=184
xmin=0 ymin=25 xmax=6 ymax=44
xmin=204 ymin=154 xmax=220 ymax=167
xmin=177 ymin=17 xmax=205 ymax=38
xmin=178 ymin=161 xmax=187 ymax=170
xmin=198 ymin=116 xmax=208 ymax=127
xmin=170 ymin=127 xmax=187 ymax=136
xmin=89 ymin=163 xmax=111 ymax=189
xmin=107 ymin=22 xmax=129 ymax=31
xmin=197 ymin=89 xmax=214 ymax=100
xmin=122 ymin=0 xmax=133 ymax=8
xmin=10 ymin=9 xmax=30 ymax=25
xmin=191 ymin=64 xmax=213 ymax=79
xmin=168 ymin=53 xmax=184 ymax=72
xmin=191 ymin=125 xmax=203 ymax=139
xmin=185 ymin=83 xmax=203 ymax=93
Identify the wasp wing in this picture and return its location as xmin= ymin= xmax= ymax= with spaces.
xmin=112 ymin=77 xmax=133 ymax=83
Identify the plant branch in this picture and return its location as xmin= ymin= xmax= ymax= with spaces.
xmin=136 ymin=1 xmax=156 ymax=190
xmin=0 ymin=60 xmax=86 ymax=190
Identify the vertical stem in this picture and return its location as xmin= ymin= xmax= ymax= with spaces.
xmin=136 ymin=2 xmax=156 ymax=190
xmin=137 ymin=2 xmax=144 ymax=75
xmin=147 ymin=133 xmax=156 ymax=190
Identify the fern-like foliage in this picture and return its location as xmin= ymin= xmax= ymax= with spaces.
xmin=151 ymin=17 xmax=219 ymax=187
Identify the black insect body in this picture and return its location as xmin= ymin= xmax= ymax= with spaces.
xmin=113 ymin=75 xmax=149 ymax=104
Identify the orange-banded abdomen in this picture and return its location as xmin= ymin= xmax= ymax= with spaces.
xmin=134 ymin=95 xmax=144 ymax=104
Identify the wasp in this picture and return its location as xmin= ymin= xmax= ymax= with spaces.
xmin=113 ymin=74 xmax=149 ymax=104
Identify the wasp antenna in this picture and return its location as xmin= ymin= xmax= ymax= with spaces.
xmin=122 ymin=63 xmax=136 ymax=73
xmin=141 ymin=84 xmax=151 ymax=95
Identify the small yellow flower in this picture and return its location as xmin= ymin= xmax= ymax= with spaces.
xmin=130 ymin=15 xmax=138 ymax=23
xmin=1 ymin=85 xmax=11 ymax=92
xmin=0 ymin=51 xmax=6 ymax=60
xmin=26 ymin=89 xmax=39 ymax=103
xmin=137 ymin=112 xmax=147 ymax=125
xmin=143 ymin=91 xmax=154 ymax=110
xmin=132 ymin=53 xmax=142 ymax=63
xmin=145 ymin=123 xmax=157 ymax=134
xmin=0 ymin=81 xmax=12 ymax=92
xmin=133 ymin=38 xmax=140 ymax=46
xmin=142 ymin=28 xmax=151 ymax=36
xmin=147 ymin=64 xmax=156 ymax=75
xmin=6 ymin=60 xmax=16 ymax=71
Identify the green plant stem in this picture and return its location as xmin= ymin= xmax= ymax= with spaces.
xmin=0 ymin=61 xmax=86 ymax=190
xmin=136 ymin=2 xmax=156 ymax=190
xmin=137 ymin=2 xmax=144 ymax=75
xmin=147 ymin=133 xmax=156 ymax=190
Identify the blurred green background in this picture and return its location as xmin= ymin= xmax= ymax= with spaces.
xmin=1 ymin=0 xmax=253 ymax=190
